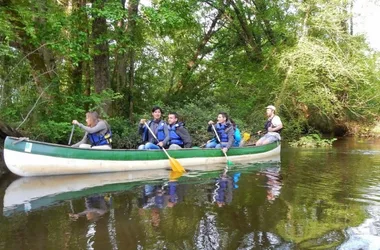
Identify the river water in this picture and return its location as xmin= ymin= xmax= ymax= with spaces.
xmin=0 ymin=138 xmax=380 ymax=249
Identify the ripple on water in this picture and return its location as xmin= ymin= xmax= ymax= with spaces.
xmin=339 ymin=205 xmax=380 ymax=250
xmin=347 ymin=150 xmax=380 ymax=156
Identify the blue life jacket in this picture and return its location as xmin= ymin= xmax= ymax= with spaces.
xmin=168 ymin=181 xmax=178 ymax=203
xmin=87 ymin=129 xmax=112 ymax=146
xmin=215 ymin=178 xmax=228 ymax=203
xmin=233 ymin=126 xmax=241 ymax=147
xmin=215 ymin=123 xmax=229 ymax=143
xmin=168 ymin=123 xmax=184 ymax=146
xmin=142 ymin=120 xmax=166 ymax=144
xmin=233 ymin=172 xmax=241 ymax=189
xmin=264 ymin=116 xmax=282 ymax=134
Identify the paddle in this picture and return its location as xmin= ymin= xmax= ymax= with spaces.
xmin=211 ymin=124 xmax=233 ymax=166
xmin=144 ymin=122 xmax=186 ymax=173
xmin=68 ymin=125 xmax=75 ymax=145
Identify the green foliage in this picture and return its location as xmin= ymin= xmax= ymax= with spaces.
xmin=276 ymin=0 xmax=380 ymax=132
xmin=164 ymin=99 xmax=232 ymax=146
xmin=0 ymin=0 xmax=380 ymax=145
xmin=107 ymin=117 xmax=141 ymax=149
xmin=289 ymin=134 xmax=337 ymax=148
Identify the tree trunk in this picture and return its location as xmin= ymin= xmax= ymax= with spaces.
xmin=171 ymin=7 xmax=223 ymax=101
xmin=84 ymin=60 xmax=92 ymax=112
xmin=111 ymin=18 xmax=128 ymax=116
xmin=128 ymin=49 xmax=135 ymax=122
xmin=92 ymin=0 xmax=110 ymax=94
xmin=126 ymin=0 xmax=139 ymax=122
xmin=70 ymin=0 xmax=90 ymax=95
xmin=349 ymin=0 xmax=353 ymax=35
xmin=229 ymin=0 xmax=262 ymax=61
xmin=71 ymin=61 xmax=84 ymax=95
xmin=252 ymin=0 xmax=277 ymax=45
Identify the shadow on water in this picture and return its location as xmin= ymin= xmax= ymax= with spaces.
xmin=1 ymin=138 xmax=380 ymax=249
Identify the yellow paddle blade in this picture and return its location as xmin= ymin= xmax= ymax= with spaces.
xmin=243 ymin=132 xmax=251 ymax=142
xmin=169 ymin=157 xmax=186 ymax=173
xmin=169 ymin=171 xmax=183 ymax=181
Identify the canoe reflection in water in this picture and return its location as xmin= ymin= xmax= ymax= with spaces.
xmin=212 ymin=170 xmax=241 ymax=207
xmin=69 ymin=195 xmax=111 ymax=222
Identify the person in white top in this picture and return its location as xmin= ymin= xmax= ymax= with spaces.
xmin=256 ymin=105 xmax=283 ymax=146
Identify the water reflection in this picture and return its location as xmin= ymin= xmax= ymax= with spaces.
xmin=69 ymin=195 xmax=111 ymax=222
xmin=1 ymin=140 xmax=380 ymax=250
xmin=259 ymin=166 xmax=282 ymax=203
xmin=2 ymin=169 xmax=172 ymax=216
xmin=212 ymin=170 xmax=241 ymax=207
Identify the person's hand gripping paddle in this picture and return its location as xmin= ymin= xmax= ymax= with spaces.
xmin=211 ymin=124 xmax=233 ymax=166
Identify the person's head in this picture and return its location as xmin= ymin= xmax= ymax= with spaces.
xmin=151 ymin=106 xmax=163 ymax=120
xmin=265 ymin=105 xmax=276 ymax=117
xmin=168 ymin=112 xmax=179 ymax=125
xmin=217 ymin=112 xmax=229 ymax=124
xmin=85 ymin=111 xmax=99 ymax=127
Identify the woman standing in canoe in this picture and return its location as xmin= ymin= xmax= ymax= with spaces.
xmin=71 ymin=111 xmax=112 ymax=149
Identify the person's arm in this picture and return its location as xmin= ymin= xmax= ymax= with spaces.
xmin=78 ymin=120 xmax=107 ymax=134
xmin=207 ymin=120 xmax=215 ymax=132
xmin=207 ymin=124 xmax=213 ymax=132
xmin=138 ymin=124 xmax=145 ymax=135
xmin=71 ymin=133 xmax=88 ymax=147
xmin=176 ymin=127 xmax=192 ymax=148
xmin=225 ymin=127 xmax=235 ymax=149
xmin=138 ymin=119 xmax=147 ymax=135
xmin=161 ymin=124 xmax=170 ymax=145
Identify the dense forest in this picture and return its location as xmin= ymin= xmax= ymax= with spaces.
xmin=0 ymin=0 xmax=379 ymax=148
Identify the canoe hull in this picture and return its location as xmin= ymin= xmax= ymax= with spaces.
xmin=4 ymin=136 xmax=281 ymax=177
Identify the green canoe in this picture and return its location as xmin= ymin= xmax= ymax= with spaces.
xmin=3 ymin=136 xmax=280 ymax=177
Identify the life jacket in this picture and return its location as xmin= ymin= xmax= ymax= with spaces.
xmin=142 ymin=120 xmax=166 ymax=144
xmin=168 ymin=123 xmax=184 ymax=146
xmin=264 ymin=115 xmax=282 ymax=134
xmin=87 ymin=129 xmax=112 ymax=146
xmin=233 ymin=126 xmax=241 ymax=147
xmin=215 ymin=123 xmax=229 ymax=143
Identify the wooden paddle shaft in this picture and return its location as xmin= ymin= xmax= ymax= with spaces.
xmin=143 ymin=122 xmax=171 ymax=158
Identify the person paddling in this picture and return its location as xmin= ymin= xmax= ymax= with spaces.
xmin=256 ymin=105 xmax=283 ymax=146
xmin=71 ymin=111 xmax=112 ymax=149
xmin=138 ymin=106 xmax=170 ymax=150
xmin=205 ymin=112 xmax=234 ymax=154
xmin=167 ymin=112 xmax=192 ymax=149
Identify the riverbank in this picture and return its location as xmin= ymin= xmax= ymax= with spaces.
xmin=344 ymin=120 xmax=380 ymax=138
